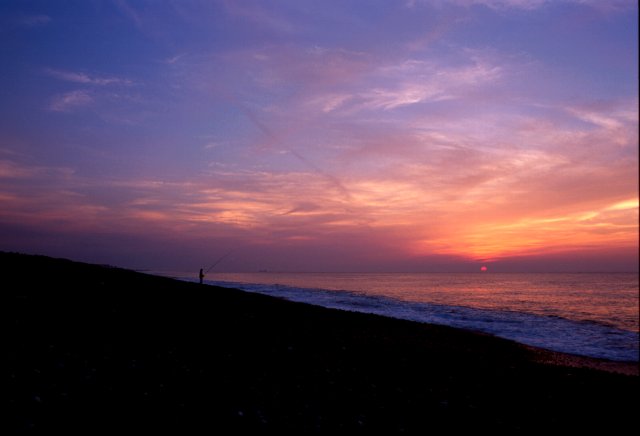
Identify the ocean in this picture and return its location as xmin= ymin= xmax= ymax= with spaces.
xmin=166 ymin=271 xmax=639 ymax=362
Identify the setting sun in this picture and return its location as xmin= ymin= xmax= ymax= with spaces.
xmin=2 ymin=2 xmax=638 ymax=433
xmin=0 ymin=0 xmax=636 ymax=274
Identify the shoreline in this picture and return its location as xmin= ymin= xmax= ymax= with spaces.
xmin=198 ymin=278 xmax=640 ymax=376
xmin=523 ymin=345 xmax=638 ymax=376
xmin=6 ymin=252 xmax=638 ymax=433
xmin=176 ymin=274 xmax=639 ymax=372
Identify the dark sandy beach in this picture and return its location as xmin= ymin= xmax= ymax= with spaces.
xmin=5 ymin=252 xmax=638 ymax=433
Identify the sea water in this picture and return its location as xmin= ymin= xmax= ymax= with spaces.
xmin=168 ymin=272 xmax=638 ymax=362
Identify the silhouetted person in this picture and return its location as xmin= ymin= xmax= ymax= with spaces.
xmin=199 ymin=268 xmax=204 ymax=284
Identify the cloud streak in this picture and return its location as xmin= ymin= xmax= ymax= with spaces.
xmin=45 ymin=68 xmax=133 ymax=86
xmin=49 ymin=90 xmax=93 ymax=112
xmin=1 ymin=0 xmax=637 ymax=271
xmin=358 ymin=58 xmax=502 ymax=110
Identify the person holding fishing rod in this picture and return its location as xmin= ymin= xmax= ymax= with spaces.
xmin=199 ymin=251 xmax=232 ymax=285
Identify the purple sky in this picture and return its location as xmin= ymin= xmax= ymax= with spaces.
xmin=0 ymin=0 xmax=638 ymax=272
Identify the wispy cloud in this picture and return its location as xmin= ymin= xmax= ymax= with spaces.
xmin=2 ymin=0 xmax=636 ymax=270
xmin=165 ymin=53 xmax=187 ymax=64
xmin=45 ymin=68 xmax=133 ymax=86
xmin=158 ymin=36 xmax=635 ymax=262
xmin=232 ymin=45 xmax=502 ymax=117
xmin=0 ymin=136 xmax=636 ymax=267
xmin=300 ymin=56 xmax=502 ymax=113
xmin=455 ymin=0 xmax=550 ymax=10
xmin=407 ymin=0 xmax=550 ymax=10
xmin=113 ymin=0 xmax=142 ymax=29
xmin=1 ymin=159 xmax=74 ymax=178
xmin=221 ymin=0 xmax=296 ymax=33
xmin=49 ymin=90 xmax=93 ymax=112
xmin=0 ymin=160 xmax=38 ymax=178
xmin=414 ymin=0 xmax=635 ymax=12
xmin=366 ymin=58 xmax=501 ymax=109
xmin=565 ymin=103 xmax=638 ymax=147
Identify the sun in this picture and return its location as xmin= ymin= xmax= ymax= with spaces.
xmin=480 ymin=266 xmax=488 ymax=272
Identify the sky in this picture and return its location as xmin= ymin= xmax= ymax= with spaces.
xmin=0 ymin=0 xmax=638 ymax=273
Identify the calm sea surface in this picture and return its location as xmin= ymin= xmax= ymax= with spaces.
xmin=163 ymin=272 xmax=638 ymax=362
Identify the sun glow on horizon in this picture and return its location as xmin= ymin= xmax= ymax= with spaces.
xmin=0 ymin=1 xmax=637 ymax=272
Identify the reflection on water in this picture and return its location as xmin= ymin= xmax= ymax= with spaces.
xmin=156 ymin=271 xmax=639 ymax=361
xmin=203 ymin=272 xmax=639 ymax=333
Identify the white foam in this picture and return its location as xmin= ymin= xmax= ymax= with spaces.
xmin=206 ymin=279 xmax=639 ymax=362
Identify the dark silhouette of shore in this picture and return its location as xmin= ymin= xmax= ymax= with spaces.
xmin=5 ymin=252 xmax=638 ymax=433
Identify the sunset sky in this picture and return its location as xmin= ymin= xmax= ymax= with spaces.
xmin=1 ymin=0 xmax=638 ymax=272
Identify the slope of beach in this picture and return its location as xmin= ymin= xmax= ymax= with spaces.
xmin=5 ymin=252 xmax=638 ymax=433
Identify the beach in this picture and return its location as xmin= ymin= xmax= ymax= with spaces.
xmin=5 ymin=252 xmax=638 ymax=433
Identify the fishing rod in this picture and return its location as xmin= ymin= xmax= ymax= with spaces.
xmin=205 ymin=250 xmax=233 ymax=274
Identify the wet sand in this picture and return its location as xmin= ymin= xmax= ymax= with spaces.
xmin=5 ymin=252 xmax=638 ymax=433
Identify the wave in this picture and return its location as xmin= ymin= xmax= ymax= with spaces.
xmin=203 ymin=279 xmax=639 ymax=362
